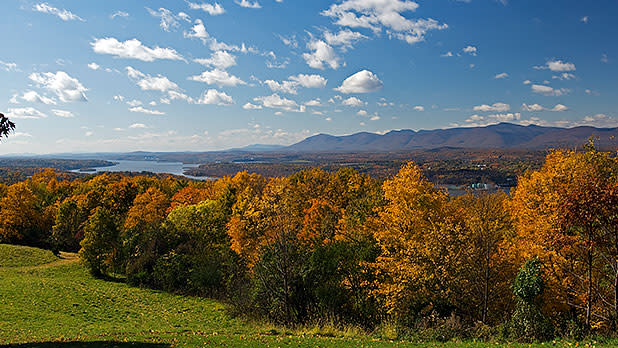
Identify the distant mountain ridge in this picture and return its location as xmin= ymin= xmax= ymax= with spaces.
xmin=286 ymin=123 xmax=618 ymax=152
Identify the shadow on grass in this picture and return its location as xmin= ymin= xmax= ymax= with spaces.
xmin=1 ymin=342 xmax=170 ymax=348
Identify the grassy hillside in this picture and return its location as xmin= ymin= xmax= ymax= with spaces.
xmin=0 ymin=244 xmax=58 ymax=267
xmin=0 ymin=243 xmax=614 ymax=347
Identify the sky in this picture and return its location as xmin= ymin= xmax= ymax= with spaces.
xmin=0 ymin=0 xmax=617 ymax=154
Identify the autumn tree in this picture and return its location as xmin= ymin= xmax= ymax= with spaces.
xmin=454 ymin=191 xmax=514 ymax=324
xmin=372 ymin=162 xmax=467 ymax=322
xmin=80 ymin=207 xmax=122 ymax=276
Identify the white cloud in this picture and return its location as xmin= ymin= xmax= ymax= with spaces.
xmin=33 ymin=3 xmax=84 ymax=21
xmin=194 ymin=51 xmax=237 ymax=69
xmin=322 ymin=0 xmax=447 ymax=45
xmin=236 ymin=0 xmax=261 ymax=9
xmin=21 ymin=91 xmax=56 ymax=105
xmin=304 ymin=98 xmax=322 ymax=106
xmin=531 ymin=84 xmax=569 ymax=96
xmin=463 ymin=45 xmax=477 ymax=56
xmin=357 ymin=110 xmax=368 ymax=116
xmin=536 ymin=59 xmax=576 ymax=72
xmin=146 ymin=7 xmax=180 ymax=32
xmin=521 ymin=103 xmax=569 ymax=112
xmin=196 ymin=89 xmax=234 ymax=105
xmin=551 ymin=104 xmax=569 ymax=112
xmin=413 ymin=105 xmax=424 ymax=111
xmin=188 ymin=69 xmax=246 ymax=87
xmin=187 ymin=2 xmax=225 ymax=15
xmin=464 ymin=112 xmax=521 ymax=126
xmin=52 ymin=109 xmax=74 ymax=118
xmin=288 ymin=74 xmax=327 ymax=88
xmin=581 ymin=16 xmax=589 ymax=23
xmin=253 ymin=94 xmax=305 ymax=112
xmin=370 ymin=115 xmax=380 ymax=121
xmin=129 ymin=106 xmax=165 ymax=115
xmin=6 ymin=107 xmax=48 ymax=119
xmin=129 ymin=123 xmax=148 ymax=129
xmin=184 ymin=19 xmax=209 ymax=41
xmin=29 ymin=71 xmax=88 ymax=102
xmin=522 ymin=103 xmax=544 ymax=112
xmin=243 ymin=102 xmax=263 ymax=110
xmin=126 ymin=99 xmax=142 ymax=107
xmin=494 ymin=72 xmax=508 ymax=79
xmin=85 ymin=131 xmax=94 ymax=137
xmin=342 ymin=96 xmax=365 ymax=106
xmin=334 ymin=70 xmax=383 ymax=94
xmin=303 ymin=39 xmax=342 ymax=70
xmin=264 ymin=79 xmax=298 ymax=94
xmin=0 ymin=60 xmax=18 ymax=72
xmin=264 ymin=74 xmax=327 ymax=94
xmin=552 ymin=72 xmax=576 ymax=80
xmin=323 ymin=29 xmax=367 ymax=49
xmin=523 ymin=80 xmax=531 ymax=85
xmin=91 ymin=38 xmax=184 ymax=62
xmin=278 ymin=35 xmax=298 ymax=48
xmin=87 ymin=62 xmax=100 ymax=70
xmin=473 ymin=102 xmax=510 ymax=112
xmin=440 ymin=51 xmax=453 ymax=57
xmin=110 ymin=11 xmax=129 ymax=19
xmin=126 ymin=67 xmax=180 ymax=93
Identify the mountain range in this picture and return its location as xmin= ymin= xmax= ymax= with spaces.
xmin=286 ymin=123 xmax=618 ymax=152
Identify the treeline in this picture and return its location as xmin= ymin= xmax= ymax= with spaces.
xmin=1 ymin=144 xmax=617 ymax=342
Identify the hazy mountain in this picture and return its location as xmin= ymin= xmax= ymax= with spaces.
xmin=286 ymin=123 xmax=618 ymax=152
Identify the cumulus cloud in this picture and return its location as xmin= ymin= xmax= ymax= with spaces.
xmin=334 ymin=70 xmax=383 ymax=94
xmin=253 ymin=94 xmax=305 ymax=112
xmin=342 ymin=97 xmax=365 ymax=106
xmin=551 ymin=104 xmax=569 ymax=112
xmin=531 ymin=84 xmax=569 ymax=96
xmin=129 ymin=106 xmax=165 ymax=115
xmin=20 ymin=90 xmax=56 ymax=105
xmin=6 ymin=107 xmax=48 ymax=119
xmin=304 ymin=98 xmax=322 ymax=106
xmin=188 ymin=69 xmax=246 ymax=87
xmin=52 ymin=109 xmax=74 ymax=118
xmin=184 ymin=19 xmax=209 ymax=41
xmin=264 ymin=74 xmax=327 ymax=94
xmin=87 ymin=62 xmax=100 ymax=70
xmin=196 ymin=89 xmax=235 ymax=105
xmin=323 ymin=29 xmax=367 ymax=49
xmin=413 ymin=105 xmax=424 ymax=111
xmin=463 ymin=45 xmax=477 ymax=56
xmin=187 ymin=2 xmax=225 ymax=15
xmin=236 ymin=0 xmax=261 ymax=9
xmin=535 ymin=59 xmax=576 ymax=72
xmin=129 ymin=123 xmax=148 ymax=129
xmin=33 ymin=3 xmax=84 ymax=21
xmin=194 ymin=51 xmax=237 ymax=69
xmin=303 ymin=39 xmax=342 ymax=70
xmin=473 ymin=102 xmax=510 ymax=112
xmin=521 ymin=103 xmax=544 ymax=112
xmin=243 ymin=102 xmax=263 ymax=110
xmin=91 ymin=38 xmax=184 ymax=62
xmin=126 ymin=67 xmax=180 ymax=93
xmin=321 ymin=0 xmax=447 ymax=45
xmin=494 ymin=72 xmax=508 ymax=79
xmin=29 ymin=71 xmax=88 ymax=102
xmin=464 ymin=113 xmax=521 ymax=126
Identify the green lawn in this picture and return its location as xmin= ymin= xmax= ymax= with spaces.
xmin=0 ymin=243 xmax=615 ymax=347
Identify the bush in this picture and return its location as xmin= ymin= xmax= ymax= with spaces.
xmin=509 ymin=258 xmax=553 ymax=342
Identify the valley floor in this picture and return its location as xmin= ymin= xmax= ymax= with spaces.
xmin=0 ymin=244 xmax=615 ymax=347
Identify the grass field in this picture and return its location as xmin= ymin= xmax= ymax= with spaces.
xmin=0 ymin=243 xmax=616 ymax=347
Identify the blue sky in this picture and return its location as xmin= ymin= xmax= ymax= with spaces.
xmin=0 ymin=0 xmax=616 ymax=153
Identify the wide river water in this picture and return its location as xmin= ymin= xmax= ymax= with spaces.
xmin=72 ymin=160 xmax=210 ymax=181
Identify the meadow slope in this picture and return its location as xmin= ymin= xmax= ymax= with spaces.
xmin=0 ymin=244 xmax=614 ymax=347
